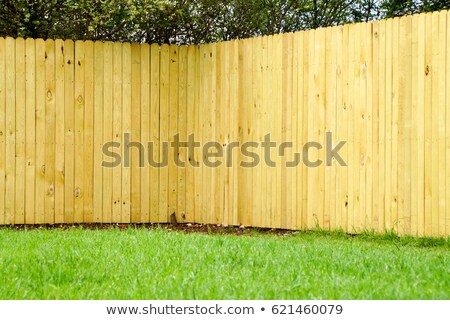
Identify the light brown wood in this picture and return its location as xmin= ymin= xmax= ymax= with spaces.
xmin=54 ymin=39 xmax=65 ymax=224
xmin=112 ymin=42 xmax=123 ymax=223
xmin=15 ymin=38 xmax=26 ymax=224
xmin=64 ymin=40 xmax=75 ymax=224
xmin=74 ymin=40 xmax=85 ymax=223
xmin=83 ymin=41 xmax=94 ymax=223
xmin=25 ymin=38 xmax=36 ymax=224
xmin=93 ymin=41 xmax=104 ymax=223
xmin=140 ymin=43 xmax=150 ymax=223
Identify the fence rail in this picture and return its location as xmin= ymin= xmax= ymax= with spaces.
xmin=0 ymin=11 xmax=449 ymax=237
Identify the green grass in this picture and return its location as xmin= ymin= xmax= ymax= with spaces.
xmin=0 ymin=227 xmax=448 ymax=299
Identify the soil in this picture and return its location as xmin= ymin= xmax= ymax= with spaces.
xmin=4 ymin=222 xmax=298 ymax=237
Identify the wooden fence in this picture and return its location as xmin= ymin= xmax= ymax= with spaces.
xmin=0 ymin=11 xmax=449 ymax=237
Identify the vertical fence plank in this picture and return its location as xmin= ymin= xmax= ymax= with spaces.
xmin=186 ymin=45 xmax=196 ymax=223
xmin=281 ymin=34 xmax=289 ymax=229
xmin=121 ymin=43 xmax=132 ymax=223
xmin=264 ymin=36 xmax=273 ymax=228
xmin=447 ymin=10 xmax=450 ymax=237
xmin=74 ymin=41 xmax=85 ymax=223
xmin=301 ymin=31 xmax=309 ymax=230
xmin=149 ymin=44 xmax=160 ymax=222
xmin=250 ymin=38 xmax=261 ymax=226
xmin=54 ymin=39 xmax=65 ymax=224
xmin=346 ymin=24 xmax=355 ymax=233
xmin=5 ymin=37 xmax=16 ymax=225
xmin=102 ymin=42 xmax=113 ymax=223
xmin=84 ymin=41 xmax=94 ymax=223
xmin=193 ymin=44 xmax=203 ymax=224
xmin=44 ymin=39 xmax=55 ymax=224
xmin=93 ymin=41 xmax=104 ymax=223
xmin=361 ymin=23 xmax=370 ymax=232
xmin=44 ymin=39 xmax=56 ymax=224
xmin=391 ymin=18 xmax=400 ymax=233
xmin=295 ymin=31 xmax=304 ymax=230
xmin=35 ymin=39 xmax=46 ymax=224
xmin=287 ymin=32 xmax=295 ymax=231
xmin=365 ymin=22 xmax=374 ymax=232
xmin=308 ymin=28 xmax=326 ymax=230
xmin=384 ymin=19 xmax=393 ymax=232
xmin=178 ymin=45 xmax=187 ymax=223
xmin=102 ymin=42 xmax=115 ymax=223
xmin=356 ymin=23 xmax=366 ymax=233
xmin=237 ymin=40 xmax=252 ymax=226
xmin=192 ymin=46 xmax=202 ymax=225
xmin=229 ymin=41 xmax=239 ymax=226
xmin=25 ymin=38 xmax=36 ymax=224
xmin=424 ymin=13 xmax=433 ymax=237
xmin=350 ymin=23 xmax=359 ymax=233
xmin=398 ymin=16 xmax=412 ymax=236
xmin=140 ymin=43 xmax=150 ymax=223
xmin=378 ymin=20 xmax=387 ymax=233
xmin=437 ymin=11 xmax=447 ymax=237
xmin=215 ymin=42 xmax=224 ymax=225
xmin=307 ymin=29 xmax=317 ymax=230
xmin=64 ymin=40 xmax=75 ymax=224
xmin=112 ymin=42 xmax=123 ymax=223
xmin=130 ymin=43 xmax=141 ymax=223
xmin=325 ymin=27 xmax=337 ymax=231
xmin=0 ymin=38 xmax=5 ymax=225
xmin=201 ymin=43 xmax=209 ymax=224
xmin=372 ymin=21 xmax=379 ymax=232
xmin=275 ymin=35 xmax=283 ymax=229
xmin=411 ymin=15 xmax=420 ymax=236
xmin=159 ymin=44 xmax=170 ymax=223
xmin=261 ymin=36 xmax=269 ymax=228
xmin=222 ymin=41 xmax=232 ymax=226
xmin=416 ymin=14 xmax=426 ymax=237
xmin=318 ymin=28 xmax=326 ymax=231
xmin=289 ymin=33 xmax=298 ymax=230
xmin=335 ymin=25 xmax=346 ymax=231
xmin=431 ymin=12 xmax=440 ymax=236
xmin=216 ymin=41 xmax=225 ymax=226
xmin=215 ymin=41 xmax=223 ymax=225
xmin=14 ymin=38 xmax=26 ymax=225
xmin=209 ymin=43 xmax=217 ymax=225
xmin=281 ymin=33 xmax=292 ymax=230
xmin=168 ymin=45 xmax=179 ymax=223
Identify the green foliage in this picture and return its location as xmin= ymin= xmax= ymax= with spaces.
xmin=0 ymin=0 xmax=450 ymax=43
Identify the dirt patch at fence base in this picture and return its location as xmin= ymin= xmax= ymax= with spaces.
xmin=4 ymin=223 xmax=298 ymax=237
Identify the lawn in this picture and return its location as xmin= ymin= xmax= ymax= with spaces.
xmin=0 ymin=226 xmax=448 ymax=299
